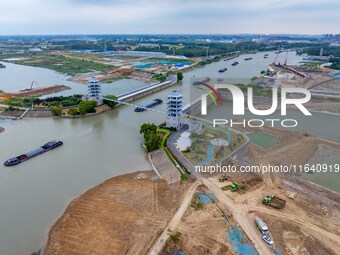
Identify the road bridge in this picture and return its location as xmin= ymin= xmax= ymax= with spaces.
xmin=102 ymin=97 xmax=166 ymax=114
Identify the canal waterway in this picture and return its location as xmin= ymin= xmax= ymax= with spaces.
xmin=0 ymin=51 xmax=339 ymax=254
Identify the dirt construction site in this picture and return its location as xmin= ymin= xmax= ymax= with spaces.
xmin=44 ymin=126 xmax=340 ymax=255
xmin=44 ymin=172 xmax=192 ymax=255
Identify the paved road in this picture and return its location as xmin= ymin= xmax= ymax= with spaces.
xmin=147 ymin=181 xmax=200 ymax=255
xmin=167 ymin=127 xmax=272 ymax=255
xmin=0 ymin=103 xmax=28 ymax=110
xmin=167 ymin=125 xmax=196 ymax=173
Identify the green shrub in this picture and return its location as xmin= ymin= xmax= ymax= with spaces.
xmin=51 ymin=106 xmax=62 ymax=116
xmin=191 ymin=194 xmax=204 ymax=210
xmin=169 ymin=231 xmax=181 ymax=243
xmin=103 ymin=95 xmax=118 ymax=108
xmin=177 ymin=72 xmax=183 ymax=80
xmin=68 ymin=107 xmax=79 ymax=116
xmin=79 ymin=100 xmax=97 ymax=115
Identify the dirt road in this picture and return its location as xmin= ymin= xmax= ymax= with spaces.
xmin=167 ymin=127 xmax=271 ymax=254
xmin=147 ymin=181 xmax=200 ymax=255
xmin=200 ymin=177 xmax=272 ymax=255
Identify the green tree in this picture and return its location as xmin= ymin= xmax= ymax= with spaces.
xmin=144 ymin=135 xmax=162 ymax=152
xmin=177 ymin=72 xmax=184 ymax=81
xmin=79 ymin=100 xmax=97 ymax=115
xmin=140 ymin=123 xmax=161 ymax=152
xmin=152 ymin=73 xmax=166 ymax=82
xmin=68 ymin=107 xmax=79 ymax=116
xmin=51 ymin=106 xmax=62 ymax=116
xmin=103 ymin=95 xmax=118 ymax=108
xmin=140 ymin=123 xmax=157 ymax=138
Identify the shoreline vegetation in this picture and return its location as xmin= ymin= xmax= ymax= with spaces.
xmin=0 ymin=94 xmax=118 ymax=118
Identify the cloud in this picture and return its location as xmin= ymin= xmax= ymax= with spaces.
xmin=0 ymin=0 xmax=339 ymax=34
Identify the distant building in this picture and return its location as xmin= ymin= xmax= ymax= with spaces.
xmin=303 ymin=55 xmax=331 ymax=61
xmin=82 ymin=77 xmax=103 ymax=104
xmin=29 ymin=48 xmax=42 ymax=52
xmin=138 ymin=43 xmax=160 ymax=48
xmin=168 ymin=73 xmax=178 ymax=83
xmin=166 ymin=90 xmax=183 ymax=129
xmin=124 ymin=51 xmax=166 ymax=57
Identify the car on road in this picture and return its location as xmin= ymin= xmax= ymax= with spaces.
xmin=262 ymin=235 xmax=273 ymax=245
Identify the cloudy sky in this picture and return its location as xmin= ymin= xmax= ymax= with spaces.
xmin=0 ymin=0 xmax=339 ymax=35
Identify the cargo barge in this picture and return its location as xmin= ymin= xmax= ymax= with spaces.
xmin=134 ymin=99 xmax=163 ymax=112
xmin=218 ymin=68 xmax=228 ymax=73
xmin=231 ymin=61 xmax=239 ymax=66
xmin=4 ymin=140 xmax=63 ymax=166
xmin=244 ymin=57 xmax=253 ymax=61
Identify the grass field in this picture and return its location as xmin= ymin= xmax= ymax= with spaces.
xmin=247 ymin=132 xmax=278 ymax=149
xmin=1 ymin=52 xmax=114 ymax=76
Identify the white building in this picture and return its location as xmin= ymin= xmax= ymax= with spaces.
xmin=82 ymin=77 xmax=103 ymax=104
xmin=124 ymin=51 xmax=166 ymax=57
xmin=166 ymin=90 xmax=183 ymax=129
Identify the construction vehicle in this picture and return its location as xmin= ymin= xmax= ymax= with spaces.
xmin=21 ymin=81 xmax=38 ymax=92
xmin=230 ymin=182 xmax=245 ymax=192
xmin=262 ymin=195 xmax=286 ymax=209
xmin=255 ymin=217 xmax=269 ymax=235
xmin=255 ymin=217 xmax=274 ymax=245
xmin=219 ymin=175 xmax=229 ymax=182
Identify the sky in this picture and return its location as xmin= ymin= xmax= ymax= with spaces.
xmin=0 ymin=0 xmax=339 ymax=35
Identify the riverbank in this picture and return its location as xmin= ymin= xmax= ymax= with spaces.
xmin=44 ymin=171 xmax=192 ymax=255
xmin=3 ymin=85 xmax=70 ymax=98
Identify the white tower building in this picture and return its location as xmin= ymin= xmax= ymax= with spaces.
xmin=166 ymin=90 xmax=183 ymax=129
xmin=83 ymin=77 xmax=103 ymax=104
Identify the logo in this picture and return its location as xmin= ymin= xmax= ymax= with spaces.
xmin=197 ymin=83 xmax=312 ymax=128
xmin=196 ymin=82 xmax=223 ymax=107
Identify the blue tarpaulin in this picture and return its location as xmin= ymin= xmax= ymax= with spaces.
xmin=198 ymin=193 xmax=216 ymax=204
xmin=227 ymin=224 xmax=259 ymax=255
xmin=274 ymin=248 xmax=282 ymax=255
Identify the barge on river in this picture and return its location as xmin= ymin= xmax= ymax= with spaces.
xmin=4 ymin=140 xmax=63 ymax=166
xmin=134 ymin=99 xmax=163 ymax=112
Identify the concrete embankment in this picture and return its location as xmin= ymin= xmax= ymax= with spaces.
xmin=149 ymin=150 xmax=181 ymax=184
xmin=118 ymin=80 xmax=174 ymax=102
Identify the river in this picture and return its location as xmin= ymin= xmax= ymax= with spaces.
xmin=0 ymin=51 xmax=339 ymax=255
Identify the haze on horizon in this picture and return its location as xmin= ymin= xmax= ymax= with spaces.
xmin=0 ymin=0 xmax=339 ymax=35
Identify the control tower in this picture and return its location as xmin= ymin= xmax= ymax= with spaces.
xmin=166 ymin=90 xmax=183 ymax=129
xmin=82 ymin=77 xmax=103 ymax=104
